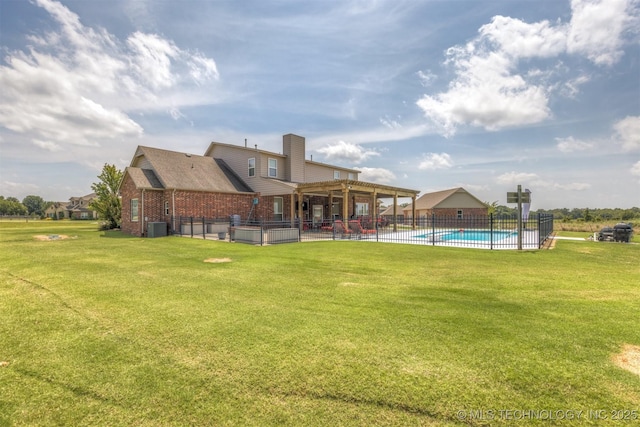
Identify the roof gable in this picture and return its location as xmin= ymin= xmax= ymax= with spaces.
xmin=130 ymin=146 xmax=253 ymax=193
xmin=413 ymin=187 xmax=486 ymax=209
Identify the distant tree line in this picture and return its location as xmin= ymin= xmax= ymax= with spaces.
xmin=484 ymin=201 xmax=639 ymax=222
xmin=1 ymin=164 xmax=123 ymax=229
xmin=0 ymin=195 xmax=47 ymax=217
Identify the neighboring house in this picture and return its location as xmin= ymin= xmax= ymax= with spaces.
xmin=403 ymin=187 xmax=488 ymax=219
xmin=43 ymin=194 xmax=97 ymax=219
xmin=120 ymin=134 xmax=420 ymax=237
xmin=44 ymin=202 xmax=69 ymax=219
xmin=379 ymin=204 xmax=406 ymax=222
xmin=67 ymin=193 xmax=97 ymax=219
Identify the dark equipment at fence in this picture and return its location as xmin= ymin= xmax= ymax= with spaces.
xmin=612 ymin=223 xmax=633 ymax=243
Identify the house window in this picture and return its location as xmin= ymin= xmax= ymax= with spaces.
xmin=334 ymin=170 xmax=340 ymax=179
xmin=165 ymin=201 xmax=170 ymax=216
xmin=268 ymin=158 xmax=277 ymax=177
xmin=273 ymin=197 xmax=283 ymax=221
xmin=457 ymin=209 xmax=463 ymax=219
xmin=348 ymin=172 xmax=355 ymax=180
xmin=131 ymin=199 xmax=139 ymax=222
xmin=356 ymin=203 xmax=369 ymax=216
xmin=81 ymin=212 xmax=88 ymax=219
xmin=248 ymin=158 xmax=255 ymax=177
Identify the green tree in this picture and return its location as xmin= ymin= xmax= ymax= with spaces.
xmin=0 ymin=196 xmax=28 ymax=215
xmin=22 ymin=195 xmax=46 ymax=217
xmin=89 ymin=164 xmax=123 ymax=229
xmin=485 ymin=200 xmax=498 ymax=215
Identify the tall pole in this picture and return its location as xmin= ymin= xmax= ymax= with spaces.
xmin=517 ymin=184 xmax=523 ymax=250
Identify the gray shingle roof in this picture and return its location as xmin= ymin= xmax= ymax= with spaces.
xmin=126 ymin=167 xmax=164 ymax=189
xmin=129 ymin=146 xmax=254 ymax=193
xmin=412 ymin=187 xmax=486 ymax=210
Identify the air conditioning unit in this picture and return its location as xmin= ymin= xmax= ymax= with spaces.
xmin=147 ymin=222 xmax=167 ymax=238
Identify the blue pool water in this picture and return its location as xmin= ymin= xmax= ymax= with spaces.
xmin=417 ymin=230 xmax=516 ymax=242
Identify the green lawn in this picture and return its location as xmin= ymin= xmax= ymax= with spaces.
xmin=1 ymin=221 xmax=639 ymax=426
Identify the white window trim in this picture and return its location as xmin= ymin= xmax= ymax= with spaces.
xmin=274 ymin=196 xmax=283 ymax=221
xmin=268 ymin=158 xmax=277 ymax=177
xmin=333 ymin=170 xmax=340 ymax=179
xmin=248 ymin=157 xmax=255 ymax=177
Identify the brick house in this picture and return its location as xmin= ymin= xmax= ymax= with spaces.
xmin=44 ymin=193 xmax=97 ymax=219
xmin=44 ymin=202 xmax=69 ymax=219
xmin=67 ymin=193 xmax=97 ymax=219
xmin=403 ymin=187 xmax=488 ymax=219
xmin=120 ymin=134 xmax=420 ymax=236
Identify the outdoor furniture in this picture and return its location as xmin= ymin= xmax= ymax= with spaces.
xmin=348 ymin=220 xmax=377 ymax=236
xmin=334 ymin=220 xmax=353 ymax=237
xmin=320 ymin=222 xmax=334 ymax=232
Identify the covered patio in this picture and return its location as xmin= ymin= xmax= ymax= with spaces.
xmin=290 ymin=179 xmax=420 ymax=232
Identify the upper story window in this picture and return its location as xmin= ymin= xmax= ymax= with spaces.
xmin=348 ymin=172 xmax=356 ymax=180
xmin=333 ymin=170 xmax=340 ymax=179
xmin=248 ymin=158 xmax=255 ymax=177
xmin=457 ymin=209 xmax=463 ymax=219
xmin=268 ymin=158 xmax=277 ymax=177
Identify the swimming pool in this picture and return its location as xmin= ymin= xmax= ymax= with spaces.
xmin=416 ymin=229 xmax=516 ymax=242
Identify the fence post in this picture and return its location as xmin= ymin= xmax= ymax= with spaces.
xmin=432 ymin=212 xmax=436 ymax=246
xmin=537 ymin=214 xmax=542 ymax=248
xmin=490 ymin=213 xmax=494 ymax=250
xmin=190 ymin=217 xmax=194 ymax=238
xmin=260 ymin=224 xmax=264 ymax=246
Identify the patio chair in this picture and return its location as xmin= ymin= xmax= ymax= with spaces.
xmin=334 ymin=220 xmax=353 ymax=238
xmin=348 ymin=219 xmax=377 ymax=236
xmin=320 ymin=221 xmax=333 ymax=232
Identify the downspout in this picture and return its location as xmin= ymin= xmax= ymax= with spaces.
xmin=141 ymin=189 xmax=145 ymax=237
xmin=172 ymin=189 xmax=176 ymax=233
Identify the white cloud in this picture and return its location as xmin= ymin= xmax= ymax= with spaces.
xmin=127 ymin=32 xmax=179 ymax=90
xmin=418 ymin=153 xmax=453 ymax=170
xmin=0 ymin=0 xmax=219 ymax=159
xmin=33 ymin=139 xmax=62 ymax=152
xmin=567 ymin=0 xmax=634 ymax=66
xmin=562 ymin=74 xmax=591 ymax=98
xmin=316 ymin=140 xmax=380 ymax=164
xmin=556 ymin=136 xmax=594 ymax=152
xmin=555 ymin=182 xmax=591 ymax=191
xmin=496 ymin=171 xmax=540 ymax=185
xmin=417 ymin=17 xmax=555 ymax=136
xmin=357 ymin=167 xmax=396 ymax=184
xmin=417 ymin=0 xmax=638 ymax=136
xmin=380 ymin=116 xmax=402 ymax=129
xmin=478 ymin=15 xmax=567 ymax=59
xmin=613 ymin=115 xmax=640 ymax=151
xmin=496 ymin=171 xmax=591 ymax=191
xmin=416 ymin=70 xmax=436 ymax=87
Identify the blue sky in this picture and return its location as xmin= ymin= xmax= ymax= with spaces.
xmin=1 ymin=0 xmax=638 ymax=209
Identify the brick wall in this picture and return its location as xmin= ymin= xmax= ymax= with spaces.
xmin=120 ymin=173 xmax=258 ymax=236
xmin=120 ymin=174 xmax=142 ymax=236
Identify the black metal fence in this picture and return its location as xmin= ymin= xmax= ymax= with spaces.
xmin=175 ymin=213 xmax=554 ymax=250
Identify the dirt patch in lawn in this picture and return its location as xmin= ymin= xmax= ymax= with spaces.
xmin=204 ymin=258 xmax=232 ymax=263
xmin=541 ymin=232 xmax=557 ymax=249
xmin=612 ymin=344 xmax=640 ymax=377
xmin=34 ymin=234 xmax=75 ymax=241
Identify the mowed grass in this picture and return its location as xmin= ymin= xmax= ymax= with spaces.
xmin=1 ymin=221 xmax=639 ymax=426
